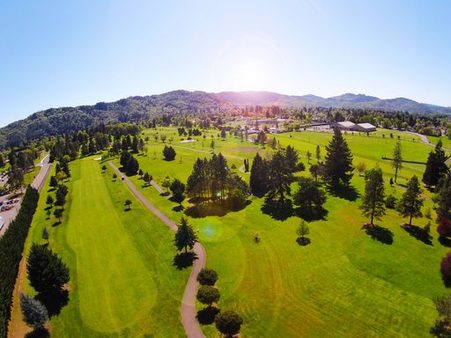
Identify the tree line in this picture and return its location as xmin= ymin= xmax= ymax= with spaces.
xmin=0 ymin=187 xmax=39 ymax=337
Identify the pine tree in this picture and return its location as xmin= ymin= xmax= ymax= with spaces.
xmin=398 ymin=175 xmax=423 ymax=225
xmin=250 ymin=153 xmax=268 ymax=197
xmin=315 ymin=145 xmax=321 ymax=161
xmin=360 ymin=168 xmax=385 ymax=226
xmin=27 ymin=243 xmax=70 ymax=293
xmin=435 ymin=175 xmax=451 ymax=237
xmin=392 ymin=141 xmax=402 ymax=183
xmin=20 ymin=293 xmax=48 ymax=330
xmin=285 ymin=145 xmax=302 ymax=173
xmin=170 ymin=179 xmax=186 ymax=205
xmin=174 ymin=217 xmax=198 ymax=253
xmin=267 ymin=151 xmax=293 ymax=202
xmin=423 ymin=140 xmax=449 ymax=188
xmin=324 ymin=128 xmax=354 ymax=189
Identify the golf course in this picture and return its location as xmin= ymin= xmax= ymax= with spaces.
xmin=8 ymin=127 xmax=450 ymax=337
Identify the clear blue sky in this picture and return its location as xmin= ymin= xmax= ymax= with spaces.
xmin=1 ymin=0 xmax=450 ymax=127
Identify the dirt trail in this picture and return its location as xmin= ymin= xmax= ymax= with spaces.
xmin=109 ymin=162 xmax=206 ymax=338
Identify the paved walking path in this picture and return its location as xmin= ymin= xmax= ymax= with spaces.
xmin=109 ymin=162 xmax=206 ymax=338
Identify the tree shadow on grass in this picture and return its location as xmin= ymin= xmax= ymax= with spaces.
xmin=261 ymin=199 xmax=293 ymax=221
xmin=196 ymin=306 xmax=220 ymax=325
xmin=25 ymin=328 xmax=50 ymax=338
xmin=296 ymin=237 xmax=311 ymax=246
xmin=363 ymin=224 xmax=394 ymax=245
xmin=401 ymin=224 xmax=433 ymax=245
xmin=172 ymin=205 xmax=184 ymax=212
xmin=328 ymin=184 xmax=359 ymax=201
xmin=173 ymin=252 xmax=198 ymax=270
xmin=294 ymin=207 xmax=328 ymax=222
xmin=439 ymin=236 xmax=451 ymax=248
xmin=160 ymin=191 xmax=171 ymax=197
xmin=51 ymin=221 xmax=61 ymax=227
xmin=185 ymin=200 xmax=250 ymax=218
xmin=35 ymin=289 xmax=69 ymax=318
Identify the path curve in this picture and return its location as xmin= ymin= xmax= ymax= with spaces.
xmin=108 ymin=162 xmax=206 ymax=338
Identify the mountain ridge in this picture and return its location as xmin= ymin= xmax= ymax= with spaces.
xmin=0 ymin=90 xmax=450 ymax=148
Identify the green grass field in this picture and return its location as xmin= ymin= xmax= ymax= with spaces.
xmin=129 ymin=127 xmax=448 ymax=337
xmin=10 ymin=127 xmax=449 ymax=337
xmin=15 ymin=157 xmax=189 ymax=337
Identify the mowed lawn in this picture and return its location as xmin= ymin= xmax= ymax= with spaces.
xmin=16 ymin=157 xmax=188 ymax=337
xmin=132 ymin=128 xmax=449 ymax=337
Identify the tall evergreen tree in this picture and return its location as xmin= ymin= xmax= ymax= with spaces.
xmin=435 ymin=175 xmax=451 ymax=238
xmin=324 ymin=128 xmax=354 ymax=189
xmin=423 ymin=140 xmax=449 ymax=188
xmin=174 ymin=217 xmax=198 ymax=253
xmin=27 ymin=243 xmax=70 ymax=293
xmin=315 ymin=145 xmax=321 ymax=161
xmin=20 ymin=293 xmax=48 ymax=330
xmin=249 ymin=153 xmax=268 ymax=197
xmin=170 ymin=179 xmax=186 ymax=205
xmin=398 ymin=175 xmax=423 ymax=225
xmin=392 ymin=141 xmax=402 ymax=183
xmin=360 ymin=168 xmax=385 ymax=226
xmin=267 ymin=151 xmax=293 ymax=202
xmin=285 ymin=145 xmax=302 ymax=173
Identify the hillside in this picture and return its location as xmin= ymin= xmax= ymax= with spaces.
xmin=0 ymin=90 xmax=450 ymax=148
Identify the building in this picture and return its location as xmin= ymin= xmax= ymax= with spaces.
xmin=335 ymin=121 xmax=356 ymax=131
xmin=334 ymin=121 xmax=377 ymax=132
xmin=354 ymin=123 xmax=377 ymax=132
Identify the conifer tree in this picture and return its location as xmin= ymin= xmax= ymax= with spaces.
xmin=27 ymin=244 xmax=70 ymax=293
xmin=360 ymin=168 xmax=385 ymax=226
xmin=324 ymin=128 xmax=354 ymax=189
xmin=392 ymin=141 xmax=402 ymax=183
xmin=398 ymin=175 xmax=423 ymax=225
xmin=423 ymin=140 xmax=449 ymax=188
xmin=250 ymin=153 xmax=268 ymax=197
xmin=174 ymin=217 xmax=198 ymax=253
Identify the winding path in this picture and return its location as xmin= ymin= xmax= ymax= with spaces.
xmin=108 ymin=162 xmax=206 ymax=338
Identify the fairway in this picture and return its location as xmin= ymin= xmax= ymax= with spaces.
xmin=11 ymin=157 xmax=189 ymax=337
xmin=66 ymin=159 xmax=156 ymax=331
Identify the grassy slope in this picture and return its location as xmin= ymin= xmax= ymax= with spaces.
xmin=17 ymin=157 xmax=188 ymax=337
xmin=132 ymin=127 xmax=447 ymax=337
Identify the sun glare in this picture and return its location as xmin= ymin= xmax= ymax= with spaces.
xmin=210 ymin=35 xmax=284 ymax=91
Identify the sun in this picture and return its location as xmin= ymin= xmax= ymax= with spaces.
xmin=210 ymin=35 xmax=284 ymax=91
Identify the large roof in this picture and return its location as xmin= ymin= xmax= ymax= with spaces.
xmin=357 ymin=123 xmax=376 ymax=129
xmin=337 ymin=121 xmax=356 ymax=127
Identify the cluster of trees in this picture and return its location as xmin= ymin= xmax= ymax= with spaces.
xmin=250 ymin=146 xmax=305 ymax=201
xmin=430 ymin=294 xmax=451 ymax=337
xmin=187 ymin=154 xmax=249 ymax=208
xmin=195 ymin=267 xmax=244 ymax=336
xmin=48 ymin=123 xmax=143 ymax=162
xmin=20 ymin=243 xmax=70 ymax=333
xmin=120 ymin=151 xmax=140 ymax=176
xmin=177 ymin=127 xmax=202 ymax=137
xmin=0 ymin=187 xmax=39 ymax=337
xmin=360 ymin=168 xmax=425 ymax=229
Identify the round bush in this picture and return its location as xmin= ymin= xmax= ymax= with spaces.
xmin=197 ymin=268 xmax=218 ymax=286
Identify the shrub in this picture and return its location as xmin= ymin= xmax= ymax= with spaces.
xmin=215 ymin=310 xmax=243 ymax=337
xmin=196 ymin=285 xmax=220 ymax=307
xmin=385 ymin=195 xmax=397 ymax=209
xmin=20 ymin=293 xmax=48 ymax=330
xmin=197 ymin=268 xmax=218 ymax=286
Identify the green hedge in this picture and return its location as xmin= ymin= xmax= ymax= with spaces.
xmin=0 ymin=186 xmax=39 ymax=338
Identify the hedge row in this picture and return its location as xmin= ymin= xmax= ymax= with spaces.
xmin=0 ymin=186 xmax=39 ymax=338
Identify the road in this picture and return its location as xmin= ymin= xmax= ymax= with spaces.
xmin=109 ymin=162 xmax=206 ymax=338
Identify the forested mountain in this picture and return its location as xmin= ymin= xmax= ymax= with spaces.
xmin=216 ymin=92 xmax=451 ymax=114
xmin=0 ymin=90 xmax=450 ymax=148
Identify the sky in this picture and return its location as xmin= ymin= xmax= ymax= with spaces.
xmin=0 ymin=0 xmax=450 ymax=127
